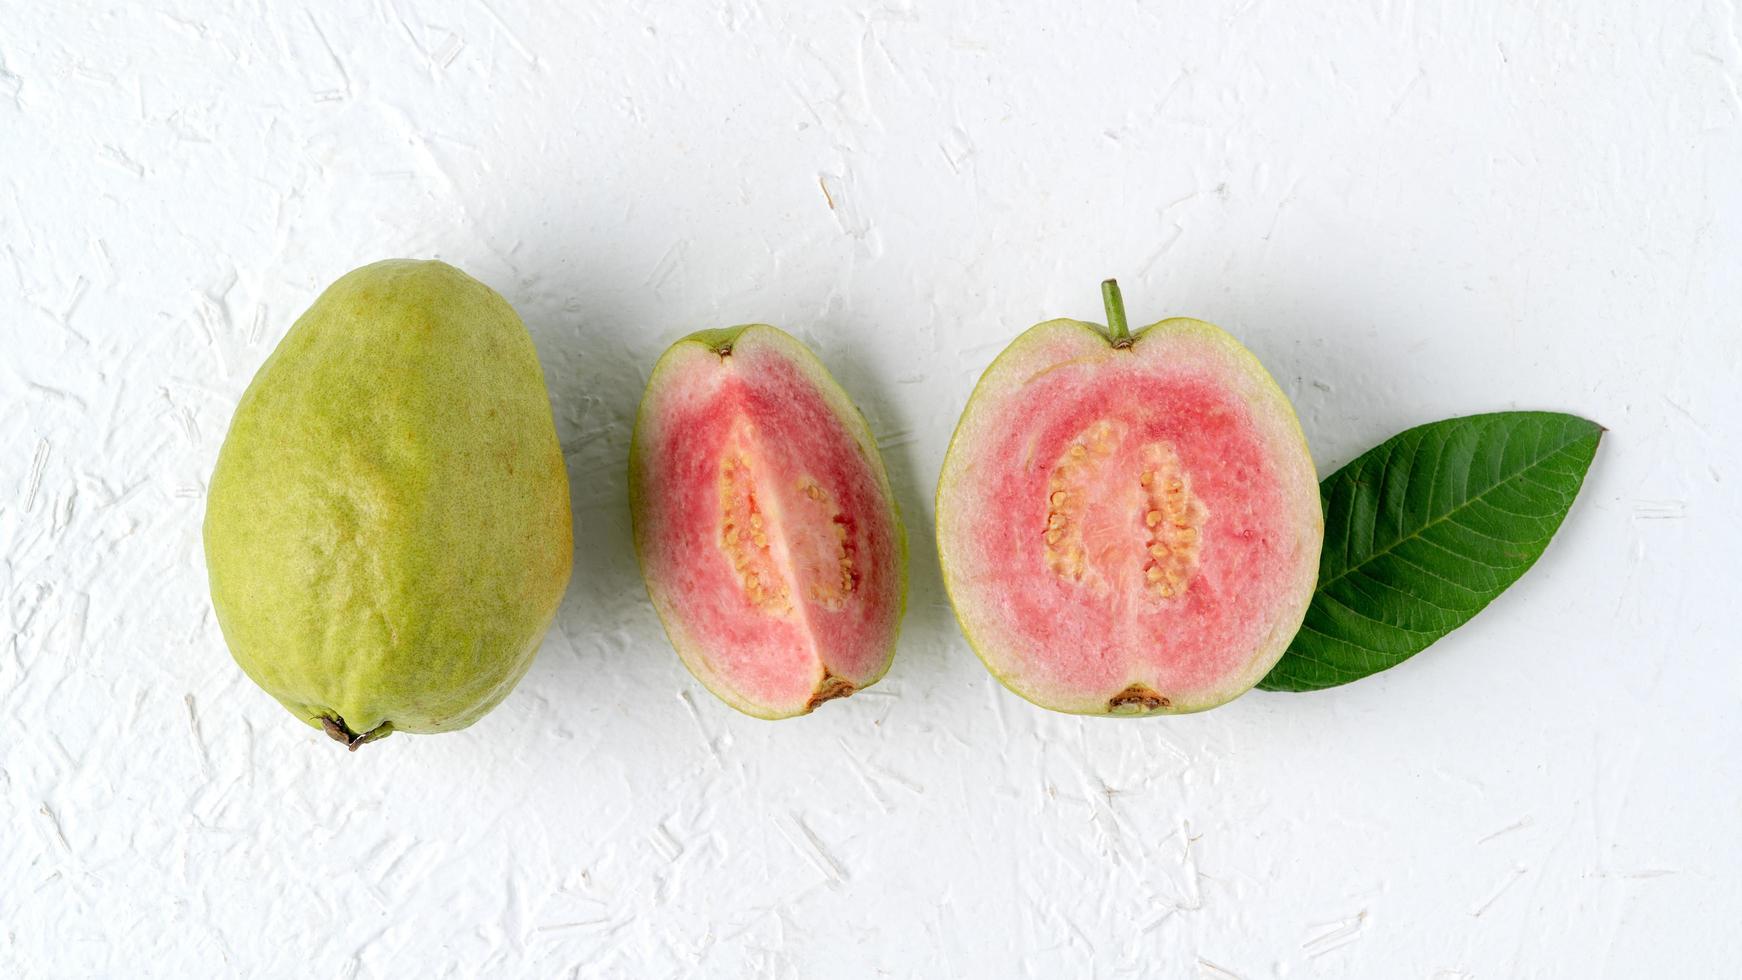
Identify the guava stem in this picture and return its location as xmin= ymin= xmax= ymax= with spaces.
xmin=320 ymin=714 xmax=393 ymax=751
xmin=320 ymin=715 xmax=355 ymax=746
xmin=1101 ymin=279 xmax=1131 ymax=346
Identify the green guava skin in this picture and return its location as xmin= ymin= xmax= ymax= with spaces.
xmin=202 ymin=260 xmax=573 ymax=748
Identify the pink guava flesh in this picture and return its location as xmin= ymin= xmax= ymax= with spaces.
xmin=936 ymin=317 xmax=1321 ymax=715
xmin=631 ymin=326 xmax=904 ymax=718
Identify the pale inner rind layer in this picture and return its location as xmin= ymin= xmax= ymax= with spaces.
xmin=936 ymin=317 xmax=1322 ymax=715
xmin=630 ymin=326 xmax=903 ymax=719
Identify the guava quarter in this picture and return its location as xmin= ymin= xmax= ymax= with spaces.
xmin=629 ymin=325 xmax=906 ymax=719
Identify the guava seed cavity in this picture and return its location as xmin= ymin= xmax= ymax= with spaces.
xmin=720 ymin=449 xmax=791 ymax=615
xmin=718 ymin=440 xmax=861 ymax=617
xmin=1042 ymin=418 xmax=1205 ymax=601
xmin=795 ymin=478 xmax=858 ymax=611
xmin=1135 ymin=442 xmax=1206 ymax=600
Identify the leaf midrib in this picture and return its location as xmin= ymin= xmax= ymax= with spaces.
xmin=1313 ymin=422 xmax=1593 ymax=597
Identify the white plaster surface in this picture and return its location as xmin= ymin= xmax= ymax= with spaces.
xmin=3 ymin=1 xmax=1739 ymax=976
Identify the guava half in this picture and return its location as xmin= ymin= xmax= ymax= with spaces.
xmin=629 ymin=325 xmax=906 ymax=719
xmin=936 ymin=282 xmax=1322 ymax=715
xmin=203 ymin=260 xmax=573 ymax=748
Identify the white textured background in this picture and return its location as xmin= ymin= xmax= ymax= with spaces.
xmin=3 ymin=1 xmax=1738 ymax=976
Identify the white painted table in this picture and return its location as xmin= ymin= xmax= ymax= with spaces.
xmin=4 ymin=2 xmax=1737 ymax=975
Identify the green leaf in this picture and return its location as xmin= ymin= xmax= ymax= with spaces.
xmin=1260 ymin=411 xmax=1603 ymax=692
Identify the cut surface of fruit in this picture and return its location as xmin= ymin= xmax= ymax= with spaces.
xmin=630 ymin=325 xmax=905 ymax=718
xmin=936 ymin=282 xmax=1322 ymax=715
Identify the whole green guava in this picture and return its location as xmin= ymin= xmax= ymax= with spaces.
xmin=203 ymin=260 xmax=573 ymax=749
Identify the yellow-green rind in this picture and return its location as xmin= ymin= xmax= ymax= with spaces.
xmin=203 ymin=260 xmax=573 ymax=743
xmin=936 ymin=314 xmax=1321 ymax=716
xmin=628 ymin=324 xmax=907 ymax=719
